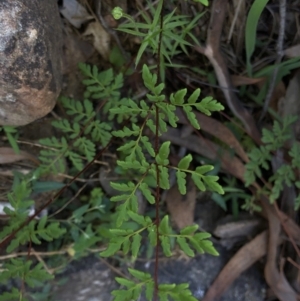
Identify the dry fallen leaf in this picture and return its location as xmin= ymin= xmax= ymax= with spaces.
xmin=83 ymin=21 xmax=111 ymax=60
xmin=262 ymin=199 xmax=298 ymax=301
xmin=213 ymin=214 xmax=264 ymax=239
xmin=0 ymin=147 xmax=39 ymax=165
xmin=166 ymin=178 xmax=196 ymax=230
xmin=202 ymin=231 xmax=273 ymax=301
xmin=231 ymin=75 xmax=265 ymax=87
xmin=284 ymin=44 xmax=300 ymax=58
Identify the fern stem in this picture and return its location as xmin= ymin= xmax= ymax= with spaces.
xmin=154 ymin=1 xmax=165 ymax=300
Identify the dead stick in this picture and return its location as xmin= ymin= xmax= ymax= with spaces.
xmin=195 ymin=0 xmax=261 ymax=145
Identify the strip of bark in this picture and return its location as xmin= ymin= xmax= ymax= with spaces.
xmin=194 ymin=0 xmax=261 ymax=144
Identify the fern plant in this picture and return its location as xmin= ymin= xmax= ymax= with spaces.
xmin=39 ymin=97 xmax=112 ymax=174
xmin=112 ymin=1 xmax=204 ymax=81
xmin=0 ymin=173 xmax=66 ymax=301
xmin=245 ymin=116 xmax=300 ymax=209
xmin=0 ymin=1 xmax=228 ymax=300
xmin=94 ymin=63 xmax=224 ymax=300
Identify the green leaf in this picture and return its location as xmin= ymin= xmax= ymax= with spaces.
xmin=132 ymin=286 xmax=142 ymax=300
xmin=142 ymin=64 xmax=154 ymax=89
xmin=159 ymin=166 xmax=170 ymax=189
xmin=187 ymin=88 xmax=200 ymax=104
xmin=112 ymin=125 xmax=140 ymax=138
xmin=178 ymin=154 xmax=193 ymax=170
xmin=159 ymin=215 xmax=171 ymax=234
xmin=131 ymin=234 xmax=142 ymax=258
xmin=148 ymin=225 xmax=157 ymax=246
xmin=193 ymin=0 xmax=209 ymax=6
xmin=180 ymin=224 xmax=199 ymax=235
xmin=195 ymin=165 xmax=214 ymax=174
xmin=141 ymin=136 xmax=155 ymax=157
xmin=159 ymin=283 xmax=176 ymax=291
xmin=136 ymin=41 xmax=149 ymax=68
xmin=245 ymin=0 xmax=269 ymax=76
xmin=191 ymin=174 xmax=206 ymax=191
xmin=127 ymin=211 xmax=146 ymax=226
xmin=189 ymin=237 xmax=204 ymax=254
xmin=199 ymin=240 xmax=219 ymax=256
xmin=3 ymin=126 xmax=20 ymax=154
xmin=116 ymin=204 xmax=129 ymax=227
xmin=110 ymin=182 xmax=135 ymax=192
xmin=67 ymin=150 xmax=84 ymax=171
xmin=115 ymin=277 xmax=135 ymax=288
xmin=153 ymin=83 xmax=165 ymax=95
xmin=128 ymin=268 xmax=151 ymax=281
xmin=170 ymin=88 xmax=187 ymax=105
xmin=100 ymin=242 xmax=122 ymax=257
xmin=177 ymin=237 xmax=194 ymax=257
xmin=158 ymin=141 xmax=171 ymax=161
xmin=203 ymin=175 xmax=224 ymax=194
xmin=110 ymin=194 xmax=131 ymax=202
xmin=110 ymin=229 xmax=134 ymax=235
xmin=139 ymin=183 xmax=155 ymax=204
xmin=152 ymin=0 xmax=163 ymax=26
xmin=117 ymin=140 xmax=136 ymax=152
xmin=145 ymin=282 xmax=154 ymax=301
xmin=160 ymin=236 xmax=172 ymax=257
xmin=194 ymin=232 xmax=212 ymax=240
xmin=194 ymin=97 xmax=224 ymax=115
xmin=122 ymin=238 xmax=130 ymax=255
xmin=37 ymin=215 xmax=47 ymax=231
xmin=176 ymin=171 xmax=187 ymax=195
xmin=183 ymin=106 xmax=200 ymax=129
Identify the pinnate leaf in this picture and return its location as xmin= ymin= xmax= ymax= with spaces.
xmin=161 ymin=236 xmax=172 ymax=257
xmin=128 ymin=268 xmax=151 ymax=281
xmin=127 ymin=210 xmax=146 ymax=226
xmin=139 ymin=183 xmax=155 ymax=204
xmin=177 ymin=237 xmax=194 ymax=257
xmin=176 ymin=170 xmax=187 ymax=194
xmin=178 ymin=154 xmax=192 ymax=170
xmin=131 ymin=234 xmax=142 ymax=258
xmin=180 ymin=224 xmax=199 ymax=235
xmin=187 ymin=88 xmax=200 ymax=104
xmin=115 ymin=277 xmax=135 ymax=288
xmin=100 ymin=242 xmax=122 ymax=257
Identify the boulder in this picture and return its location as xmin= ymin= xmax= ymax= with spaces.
xmin=0 ymin=0 xmax=62 ymax=126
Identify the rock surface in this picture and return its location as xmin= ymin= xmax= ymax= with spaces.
xmin=53 ymin=246 xmax=266 ymax=301
xmin=0 ymin=0 xmax=62 ymax=126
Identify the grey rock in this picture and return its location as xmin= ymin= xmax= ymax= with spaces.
xmin=53 ymin=246 xmax=266 ymax=301
xmin=0 ymin=0 xmax=62 ymax=126
xmin=53 ymin=257 xmax=117 ymax=301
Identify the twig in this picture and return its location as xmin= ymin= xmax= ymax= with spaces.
xmin=32 ymin=248 xmax=53 ymax=275
xmin=0 ymin=247 xmax=105 ymax=260
xmin=195 ymin=0 xmax=261 ymax=145
xmin=287 ymin=257 xmax=300 ymax=270
xmin=99 ymin=257 xmax=128 ymax=278
xmin=259 ymin=0 xmax=286 ymax=121
xmin=0 ymin=249 xmax=67 ymax=260
xmin=48 ymin=183 xmax=87 ymax=218
xmin=226 ymin=0 xmax=243 ymax=44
